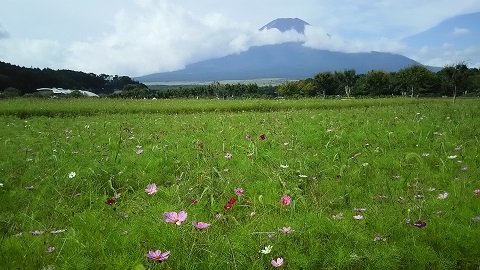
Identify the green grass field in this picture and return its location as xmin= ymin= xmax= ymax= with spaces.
xmin=0 ymin=98 xmax=479 ymax=269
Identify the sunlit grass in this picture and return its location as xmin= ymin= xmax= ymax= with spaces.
xmin=0 ymin=98 xmax=479 ymax=269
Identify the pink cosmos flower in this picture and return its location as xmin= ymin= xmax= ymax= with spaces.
xmin=353 ymin=215 xmax=364 ymax=220
xmin=145 ymin=250 xmax=170 ymax=261
xmin=235 ymin=188 xmax=244 ymax=196
xmin=192 ymin=221 xmax=211 ymax=229
xmin=136 ymin=149 xmax=143 ymax=154
xmin=163 ymin=211 xmax=187 ymax=225
xmin=245 ymin=134 xmax=252 ymax=140
xmin=280 ymin=194 xmax=291 ymax=206
xmin=474 ymin=189 xmax=480 ymax=195
xmin=46 ymin=247 xmax=55 ymax=253
xmin=31 ymin=230 xmax=43 ymax=235
xmin=225 ymin=153 xmax=233 ymax=159
xmin=271 ymin=257 xmax=284 ymax=267
xmin=145 ymin=183 xmax=157 ymax=195
xmin=279 ymin=227 xmax=294 ymax=233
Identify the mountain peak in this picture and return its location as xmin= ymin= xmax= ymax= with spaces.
xmin=259 ymin=18 xmax=310 ymax=34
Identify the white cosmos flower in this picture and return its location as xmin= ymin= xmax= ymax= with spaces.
xmin=447 ymin=155 xmax=457 ymax=159
xmin=260 ymin=245 xmax=273 ymax=254
xmin=280 ymin=164 xmax=289 ymax=168
xmin=68 ymin=172 xmax=76 ymax=178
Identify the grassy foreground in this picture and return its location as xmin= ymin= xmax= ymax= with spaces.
xmin=0 ymin=98 xmax=479 ymax=269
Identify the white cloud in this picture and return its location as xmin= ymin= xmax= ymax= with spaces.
xmin=452 ymin=27 xmax=470 ymax=35
xmin=0 ymin=38 xmax=65 ymax=69
xmin=64 ymin=2 xmax=258 ymax=76
xmin=404 ymin=44 xmax=480 ymax=67
xmin=303 ymin=25 xmax=406 ymax=54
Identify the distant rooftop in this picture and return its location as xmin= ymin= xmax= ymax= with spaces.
xmin=37 ymin=87 xmax=99 ymax=97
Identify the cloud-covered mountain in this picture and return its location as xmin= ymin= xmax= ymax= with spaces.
xmin=136 ymin=42 xmax=424 ymax=82
xmin=259 ymin=18 xmax=310 ymax=34
xmin=403 ymin=12 xmax=480 ymax=67
xmin=136 ymin=18 xmax=435 ymax=83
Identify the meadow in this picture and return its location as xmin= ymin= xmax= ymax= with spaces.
xmin=0 ymin=98 xmax=479 ymax=269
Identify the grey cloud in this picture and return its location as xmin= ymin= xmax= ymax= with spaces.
xmin=0 ymin=24 xmax=9 ymax=39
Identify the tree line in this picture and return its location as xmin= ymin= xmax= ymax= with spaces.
xmin=278 ymin=64 xmax=480 ymax=98
xmin=1 ymin=60 xmax=480 ymax=99
xmin=114 ymin=64 xmax=480 ymax=99
xmin=0 ymin=61 xmax=142 ymax=97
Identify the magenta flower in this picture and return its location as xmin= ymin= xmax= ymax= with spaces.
xmin=474 ymin=189 xmax=480 ymax=195
xmin=163 ymin=211 xmax=188 ymax=225
xmin=454 ymin=147 xmax=462 ymax=151
xmin=31 ymin=230 xmax=43 ymax=235
xmin=145 ymin=250 xmax=170 ymax=261
xmin=105 ymin=199 xmax=116 ymax=205
xmin=413 ymin=220 xmax=427 ymax=228
xmin=259 ymin=134 xmax=266 ymax=140
xmin=235 ymin=188 xmax=244 ymax=196
xmin=279 ymin=227 xmax=294 ymax=233
xmin=192 ymin=221 xmax=211 ymax=229
xmin=280 ymin=194 xmax=291 ymax=206
xmin=271 ymin=257 xmax=284 ymax=267
xmin=145 ymin=183 xmax=157 ymax=195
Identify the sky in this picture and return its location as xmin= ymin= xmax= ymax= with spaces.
xmin=1 ymin=0 xmax=479 ymax=77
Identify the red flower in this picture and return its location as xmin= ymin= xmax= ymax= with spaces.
xmin=105 ymin=199 xmax=116 ymax=205
xmin=259 ymin=134 xmax=266 ymax=140
xmin=224 ymin=198 xmax=237 ymax=210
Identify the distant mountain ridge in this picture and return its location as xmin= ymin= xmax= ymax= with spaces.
xmin=403 ymin=11 xmax=480 ymax=66
xmin=136 ymin=18 xmax=440 ymax=83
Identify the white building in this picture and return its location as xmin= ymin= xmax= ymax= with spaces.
xmin=36 ymin=87 xmax=99 ymax=97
